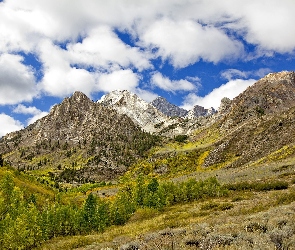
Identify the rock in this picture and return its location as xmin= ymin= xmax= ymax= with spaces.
xmin=98 ymin=90 xmax=172 ymax=133
xmin=151 ymin=96 xmax=188 ymax=117
xmin=186 ymin=105 xmax=217 ymax=119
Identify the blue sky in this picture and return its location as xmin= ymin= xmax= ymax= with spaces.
xmin=1 ymin=0 xmax=295 ymax=137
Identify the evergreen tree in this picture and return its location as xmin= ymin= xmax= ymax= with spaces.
xmin=0 ymin=154 xmax=3 ymax=167
xmin=81 ymin=193 xmax=98 ymax=233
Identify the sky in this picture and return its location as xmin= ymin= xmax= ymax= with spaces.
xmin=1 ymin=0 xmax=295 ymax=137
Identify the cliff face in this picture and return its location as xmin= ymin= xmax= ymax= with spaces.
xmin=186 ymin=105 xmax=217 ymax=119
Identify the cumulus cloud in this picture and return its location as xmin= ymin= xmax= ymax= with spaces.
xmin=151 ymin=72 xmax=198 ymax=92
xmin=140 ymin=18 xmax=244 ymax=67
xmin=67 ymin=26 xmax=152 ymax=71
xmin=0 ymin=113 xmax=23 ymax=137
xmin=0 ymin=0 xmax=294 ymax=123
xmin=13 ymin=104 xmax=48 ymax=125
xmin=97 ymin=69 xmax=139 ymax=93
xmin=39 ymin=40 xmax=96 ymax=97
xmin=232 ymin=0 xmax=295 ymax=53
xmin=181 ymin=79 xmax=256 ymax=110
xmin=133 ymin=88 xmax=158 ymax=103
xmin=0 ymin=53 xmax=38 ymax=105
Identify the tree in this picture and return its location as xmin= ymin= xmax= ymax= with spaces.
xmin=133 ymin=174 xmax=146 ymax=207
xmin=0 ymin=154 xmax=3 ymax=167
xmin=80 ymin=193 xmax=98 ymax=233
xmin=174 ymin=134 xmax=189 ymax=143
xmin=110 ymin=191 xmax=135 ymax=225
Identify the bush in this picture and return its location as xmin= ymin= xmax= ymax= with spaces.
xmin=225 ymin=180 xmax=288 ymax=192
xmin=174 ymin=134 xmax=189 ymax=143
xmin=276 ymin=188 xmax=295 ymax=205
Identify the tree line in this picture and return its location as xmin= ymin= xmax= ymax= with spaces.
xmin=0 ymin=171 xmax=227 ymax=249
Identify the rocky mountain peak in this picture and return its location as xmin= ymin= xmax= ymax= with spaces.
xmin=70 ymin=91 xmax=90 ymax=103
xmin=98 ymin=90 xmax=171 ymax=133
xmin=49 ymin=91 xmax=94 ymax=119
xmin=151 ymin=97 xmax=188 ymax=117
xmin=220 ymin=70 xmax=295 ymax=131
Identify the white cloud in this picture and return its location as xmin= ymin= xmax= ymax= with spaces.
xmin=0 ymin=113 xmax=23 ymax=137
xmin=97 ymin=69 xmax=139 ymax=93
xmin=151 ymin=72 xmax=197 ymax=92
xmin=13 ymin=104 xmax=48 ymax=125
xmin=140 ymin=18 xmax=244 ymax=67
xmin=39 ymin=40 xmax=96 ymax=97
xmin=0 ymin=53 xmax=38 ymax=105
xmin=67 ymin=26 xmax=152 ymax=71
xmin=133 ymin=88 xmax=158 ymax=103
xmin=233 ymin=0 xmax=295 ymax=53
xmin=0 ymin=0 xmax=294 ymax=111
xmin=181 ymin=79 xmax=256 ymax=110
xmin=1 ymin=0 xmax=295 ymax=60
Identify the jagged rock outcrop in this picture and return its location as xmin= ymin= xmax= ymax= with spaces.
xmin=0 ymin=91 xmax=160 ymax=183
xmin=218 ymin=97 xmax=232 ymax=115
xmin=186 ymin=105 xmax=217 ymax=119
xmin=98 ymin=90 xmax=172 ymax=133
xmin=151 ymin=97 xmax=188 ymax=117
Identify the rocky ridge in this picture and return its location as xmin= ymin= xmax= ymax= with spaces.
xmin=186 ymin=105 xmax=217 ymax=119
xmin=99 ymin=90 xmax=219 ymax=136
xmin=98 ymin=90 xmax=173 ymax=133
xmin=151 ymin=96 xmax=188 ymax=117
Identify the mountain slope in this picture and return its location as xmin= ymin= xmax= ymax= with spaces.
xmin=202 ymin=71 xmax=295 ymax=168
xmin=0 ymin=91 xmax=160 ymax=184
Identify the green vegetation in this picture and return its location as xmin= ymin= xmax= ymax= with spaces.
xmin=225 ymin=180 xmax=289 ymax=191
xmin=174 ymin=134 xmax=189 ymax=143
xmin=0 ymin=165 xmax=227 ymax=249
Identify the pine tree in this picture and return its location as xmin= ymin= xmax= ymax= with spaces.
xmin=0 ymin=154 xmax=3 ymax=167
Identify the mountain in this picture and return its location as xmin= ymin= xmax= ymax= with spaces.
xmin=98 ymin=90 xmax=172 ymax=133
xmin=0 ymin=91 xmax=160 ymax=184
xmin=150 ymin=96 xmax=188 ymax=117
xmin=223 ymin=71 xmax=295 ymax=129
xmin=2 ymin=71 xmax=295 ymax=249
xmin=203 ymin=71 xmax=295 ymax=168
xmin=2 ymin=71 xmax=295 ymax=185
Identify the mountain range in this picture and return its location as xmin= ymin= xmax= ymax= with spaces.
xmin=1 ymin=71 xmax=295 ymax=249
xmin=1 ymin=71 xmax=295 ymax=186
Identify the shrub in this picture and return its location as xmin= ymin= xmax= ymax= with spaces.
xmin=276 ymin=188 xmax=295 ymax=205
xmin=174 ymin=134 xmax=189 ymax=143
xmin=224 ymin=180 xmax=288 ymax=192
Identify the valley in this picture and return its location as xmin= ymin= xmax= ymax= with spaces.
xmin=0 ymin=71 xmax=295 ymax=249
